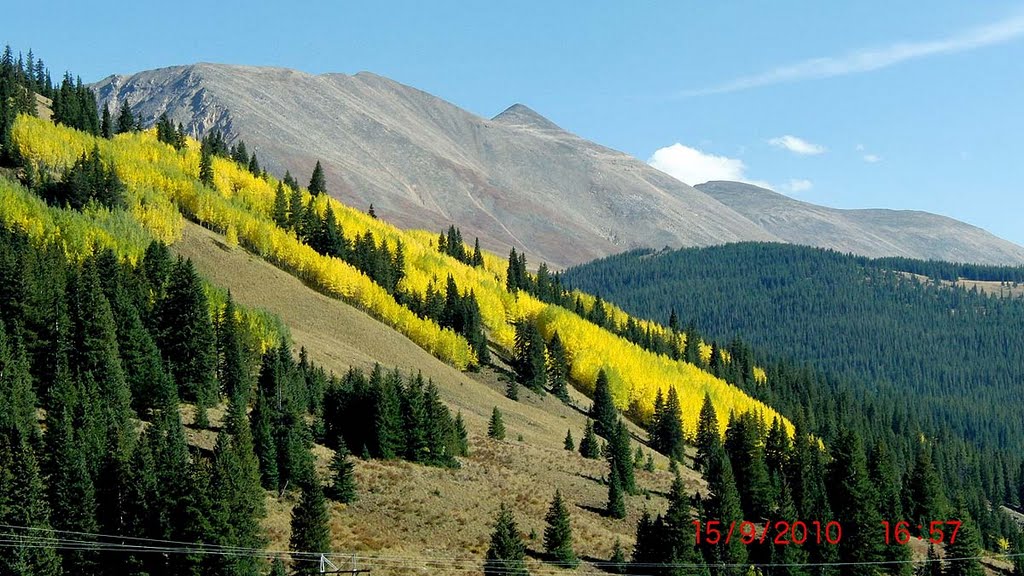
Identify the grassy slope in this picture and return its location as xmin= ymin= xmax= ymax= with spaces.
xmin=174 ymin=220 xmax=704 ymax=573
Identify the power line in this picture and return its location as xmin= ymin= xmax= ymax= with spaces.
xmin=1 ymin=523 xmax=1022 ymax=573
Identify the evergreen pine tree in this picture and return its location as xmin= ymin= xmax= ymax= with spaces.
xmin=484 ymin=503 xmax=528 ymax=576
xmin=287 ymin=188 xmax=304 ymax=232
xmin=609 ymin=539 xmax=626 ymax=574
xmin=564 ymin=429 xmax=575 ymax=451
xmin=589 ymin=369 xmax=617 ymax=439
xmin=506 ymin=378 xmax=519 ymax=401
xmin=909 ymin=444 xmax=948 ymax=527
xmin=290 ymin=482 xmax=331 ymax=573
xmin=579 ymin=420 xmax=600 ymax=459
xmin=272 ymin=182 xmax=289 ymax=227
xmin=115 ymin=100 xmax=135 ymax=134
xmin=512 ymin=320 xmax=546 ymax=392
xmin=199 ymin=145 xmax=214 ymax=186
xmin=472 ymin=238 xmax=485 ymax=266
xmin=663 ymin=466 xmax=705 ymax=574
xmin=869 ymin=441 xmax=912 ymax=576
xmin=724 ymin=411 xmax=773 ymax=520
xmin=652 ymin=386 xmax=685 ymax=461
xmin=308 ymin=160 xmax=327 ymax=195
xmin=544 ymin=489 xmax=578 ymax=567
xmin=156 ymin=257 xmax=218 ymax=413
xmin=827 ymin=430 xmax=884 ymax=575
xmin=505 ymin=248 xmax=521 ymax=293
xmin=702 ymin=446 xmax=747 ymax=575
xmin=400 ymin=373 xmax=428 ymax=462
xmin=100 ymin=103 xmax=112 ymax=138
xmin=943 ymin=509 xmax=983 ymax=576
xmin=607 ymin=467 xmax=626 ymax=519
xmin=251 ymin=389 xmax=279 ymax=490
xmin=218 ymin=291 xmax=248 ymax=404
xmin=488 ymin=407 xmax=506 ymax=440
xmin=270 ymin=558 xmax=287 ymax=576
xmin=547 ymin=331 xmax=570 ymax=402
xmin=0 ymin=434 xmax=62 ymax=576
xmin=925 ymin=543 xmax=943 ymax=576
xmin=46 ymin=410 xmax=99 ymax=574
xmin=764 ymin=417 xmax=792 ymax=474
xmin=368 ymin=203 xmax=376 ymax=218
xmin=694 ymin=393 xmax=721 ymax=473
xmin=608 ymin=419 xmax=636 ymax=495
xmin=328 ymin=443 xmax=357 ymax=503
xmin=454 ymin=411 xmax=470 ymax=457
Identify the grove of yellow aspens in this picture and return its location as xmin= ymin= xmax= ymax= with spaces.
xmin=12 ymin=114 xmax=789 ymax=437
xmin=0 ymin=173 xmax=283 ymax=353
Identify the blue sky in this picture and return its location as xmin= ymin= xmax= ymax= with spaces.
xmin=7 ymin=1 xmax=1024 ymax=245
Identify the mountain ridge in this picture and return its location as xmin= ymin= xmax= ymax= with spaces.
xmin=696 ymin=180 xmax=1024 ymax=264
xmin=90 ymin=63 xmax=1024 ymax=266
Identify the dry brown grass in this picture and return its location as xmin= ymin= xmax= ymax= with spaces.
xmin=173 ymin=221 xmax=704 ymax=574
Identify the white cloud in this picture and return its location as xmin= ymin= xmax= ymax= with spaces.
xmin=855 ymin=143 xmax=866 ymax=151
xmin=782 ymin=178 xmax=814 ymax=193
xmin=680 ymin=12 xmax=1024 ymax=96
xmin=862 ymin=154 xmax=881 ymax=163
xmin=648 ymin=143 xmax=756 ymax=186
xmin=768 ymin=135 xmax=826 ymax=156
xmin=649 ymin=142 xmax=811 ymax=196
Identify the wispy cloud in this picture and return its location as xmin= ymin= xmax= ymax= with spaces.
xmin=782 ymin=178 xmax=814 ymax=193
xmin=768 ymin=135 xmax=826 ymax=156
xmin=862 ymin=154 xmax=881 ymax=163
xmin=680 ymin=12 xmax=1024 ymax=96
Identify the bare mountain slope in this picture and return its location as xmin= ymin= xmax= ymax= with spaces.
xmin=92 ymin=63 xmax=1024 ymax=266
xmin=697 ymin=181 xmax=1024 ymax=265
xmin=92 ymin=63 xmax=776 ymax=267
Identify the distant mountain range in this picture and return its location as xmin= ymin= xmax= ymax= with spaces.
xmin=91 ymin=64 xmax=1024 ymax=267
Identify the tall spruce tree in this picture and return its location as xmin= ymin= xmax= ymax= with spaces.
xmin=290 ymin=482 xmax=331 ymax=574
xmin=199 ymin=145 xmax=214 ymax=186
xmin=46 ymin=410 xmax=99 ymax=574
xmin=328 ymin=442 xmax=357 ymax=503
xmin=608 ymin=419 xmax=636 ymax=495
xmin=488 ymin=407 xmax=506 ymax=440
xmin=156 ymin=257 xmax=218 ymax=415
xmin=723 ymin=411 xmax=773 ymax=520
xmin=564 ymin=429 xmax=575 ymax=451
xmin=544 ymin=489 xmax=578 ymax=567
xmin=485 ymin=503 xmax=528 ymax=576
xmin=100 ymin=103 xmax=112 ymax=138
xmin=589 ymin=369 xmax=617 ymax=438
xmin=651 ymin=386 xmax=685 ymax=461
xmin=702 ymin=446 xmax=747 ymax=575
xmin=607 ymin=467 xmax=626 ymax=519
xmin=454 ymin=411 xmax=470 ymax=457
xmin=662 ymin=465 xmax=706 ymax=575
xmin=827 ymin=430 xmax=884 ymax=575
xmin=908 ymin=444 xmax=948 ymax=527
xmin=512 ymin=320 xmax=546 ymax=392
xmin=547 ymin=331 xmax=570 ymax=402
xmin=272 ymin=182 xmax=289 ymax=227
xmin=217 ymin=291 xmax=247 ymax=403
xmin=694 ymin=393 xmax=721 ymax=473
xmin=0 ymin=435 xmax=62 ymax=576
xmin=115 ymin=100 xmax=135 ymax=134
xmin=308 ymin=160 xmax=326 ymax=195
xmin=944 ymin=508 xmax=983 ymax=576
xmin=579 ymin=420 xmax=600 ymax=459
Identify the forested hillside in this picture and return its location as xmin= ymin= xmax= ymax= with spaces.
xmin=563 ymin=243 xmax=1024 ymax=453
xmin=3 ymin=46 xmax=1024 ymax=576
